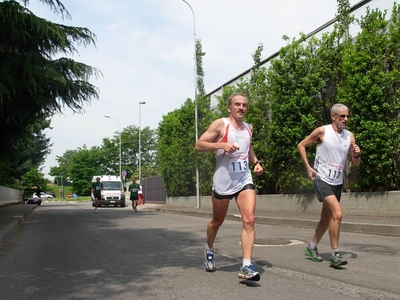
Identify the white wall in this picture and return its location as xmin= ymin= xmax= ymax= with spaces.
xmin=0 ymin=186 xmax=23 ymax=206
xmin=167 ymin=191 xmax=400 ymax=217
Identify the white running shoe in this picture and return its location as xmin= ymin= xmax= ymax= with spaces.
xmin=203 ymin=244 xmax=216 ymax=272
xmin=238 ymin=264 xmax=260 ymax=281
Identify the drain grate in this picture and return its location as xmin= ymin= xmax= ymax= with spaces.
xmin=253 ymin=238 xmax=304 ymax=247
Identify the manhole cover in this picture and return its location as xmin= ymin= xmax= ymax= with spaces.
xmin=252 ymin=238 xmax=305 ymax=247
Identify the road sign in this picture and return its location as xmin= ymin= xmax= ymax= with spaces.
xmin=122 ymin=170 xmax=127 ymax=176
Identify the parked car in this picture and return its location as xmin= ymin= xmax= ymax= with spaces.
xmin=31 ymin=192 xmax=53 ymax=200
xmin=26 ymin=195 xmax=42 ymax=205
xmin=44 ymin=191 xmax=56 ymax=198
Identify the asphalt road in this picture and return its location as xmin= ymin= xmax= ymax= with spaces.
xmin=0 ymin=202 xmax=399 ymax=300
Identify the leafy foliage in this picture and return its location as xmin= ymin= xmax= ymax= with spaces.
xmin=20 ymin=0 xmax=70 ymax=19
xmin=195 ymin=40 xmax=215 ymax=195
xmin=157 ymin=39 xmax=215 ymax=197
xmin=239 ymin=44 xmax=272 ymax=193
xmin=0 ymin=118 xmax=52 ymax=185
xmin=67 ymin=145 xmax=104 ymax=195
xmin=0 ymin=0 xmax=100 ymax=185
xmin=102 ymin=125 xmax=159 ymax=180
xmin=49 ymin=126 xmax=158 ymax=195
xmin=266 ymin=31 xmax=346 ymax=193
xmin=29 ymin=1 xmax=400 ymax=195
xmin=190 ymin=0 xmax=400 ymax=194
xmin=21 ymin=167 xmax=48 ymax=196
xmin=338 ymin=5 xmax=400 ymax=190
xmin=158 ymin=99 xmax=197 ymax=196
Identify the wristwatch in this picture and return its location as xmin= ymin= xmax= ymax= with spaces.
xmin=254 ymin=160 xmax=262 ymax=166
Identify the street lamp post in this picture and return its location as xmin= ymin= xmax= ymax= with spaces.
xmin=182 ymin=0 xmax=200 ymax=208
xmin=61 ymin=176 xmax=64 ymax=199
xmin=138 ymin=102 xmax=146 ymax=183
xmin=104 ymin=115 xmax=122 ymax=179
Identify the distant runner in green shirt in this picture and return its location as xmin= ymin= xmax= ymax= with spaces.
xmin=91 ymin=177 xmax=103 ymax=213
xmin=129 ymin=178 xmax=140 ymax=212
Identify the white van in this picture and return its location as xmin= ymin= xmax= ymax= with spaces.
xmin=91 ymin=175 xmax=126 ymax=207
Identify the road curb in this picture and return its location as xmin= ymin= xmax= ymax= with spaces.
xmin=149 ymin=207 xmax=400 ymax=237
xmin=0 ymin=205 xmax=36 ymax=250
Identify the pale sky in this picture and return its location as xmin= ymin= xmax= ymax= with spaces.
xmin=25 ymin=0 xmax=391 ymax=177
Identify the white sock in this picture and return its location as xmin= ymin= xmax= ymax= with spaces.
xmin=242 ymin=258 xmax=251 ymax=267
xmin=206 ymin=244 xmax=213 ymax=253
xmin=310 ymin=241 xmax=317 ymax=249
xmin=331 ymin=248 xmax=338 ymax=256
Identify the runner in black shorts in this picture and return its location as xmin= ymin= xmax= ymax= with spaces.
xmin=195 ymin=93 xmax=264 ymax=281
xmin=298 ymin=103 xmax=361 ymax=267
xmin=212 ymin=184 xmax=255 ymax=200
xmin=313 ymin=176 xmax=342 ymax=202
xmin=128 ymin=178 xmax=140 ymax=212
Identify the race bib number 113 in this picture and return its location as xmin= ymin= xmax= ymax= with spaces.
xmin=229 ymin=158 xmax=248 ymax=173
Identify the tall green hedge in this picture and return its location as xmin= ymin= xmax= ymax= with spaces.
xmin=157 ymin=2 xmax=400 ymax=196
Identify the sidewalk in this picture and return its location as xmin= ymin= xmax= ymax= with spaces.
xmin=148 ymin=203 xmax=400 ymax=237
xmin=0 ymin=203 xmax=37 ymax=250
xmin=1 ymin=202 xmax=399 ymax=250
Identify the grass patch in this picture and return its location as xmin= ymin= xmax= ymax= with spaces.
xmin=44 ymin=185 xmax=77 ymax=198
xmin=45 ymin=196 xmax=91 ymax=202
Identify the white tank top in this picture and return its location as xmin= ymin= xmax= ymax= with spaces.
xmin=212 ymin=118 xmax=253 ymax=195
xmin=314 ymin=124 xmax=351 ymax=185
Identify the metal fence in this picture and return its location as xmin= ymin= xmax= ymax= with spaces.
xmin=142 ymin=175 xmax=166 ymax=203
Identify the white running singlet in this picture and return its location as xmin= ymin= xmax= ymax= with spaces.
xmin=314 ymin=124 xmax=351 ymax=186
xmin=212 ymin=118 xmax=253 ymax=195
